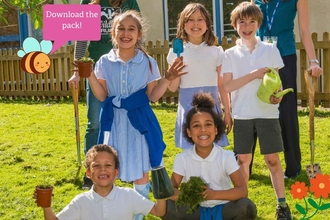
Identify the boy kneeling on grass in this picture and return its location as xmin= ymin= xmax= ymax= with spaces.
xmin=33 ymin=144 xmax=166 ymax=220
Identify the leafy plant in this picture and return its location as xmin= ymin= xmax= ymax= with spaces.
xmin=36 ymin=177 xmax=54 ymax=189
xmin=36 ymin=184 xmax=53 ymax=189
xmin=78 ymin=57 xmax=95 ymax=63
xmin=176 ymin=176 xmax=208 ymax=214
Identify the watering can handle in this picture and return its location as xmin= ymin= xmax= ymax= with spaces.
xmin=268 ymin=67 xmax=278 ymax=76
xmin=267 ymin=67 xmax=294 ymax=98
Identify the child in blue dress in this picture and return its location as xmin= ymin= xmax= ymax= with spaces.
xmin=167 ymin=3 xmax=232 ymax=150
xmin=87 ymin=10 xmax=186 ymax=220
xmin=69 ymin=0 xmax=140 ymax=191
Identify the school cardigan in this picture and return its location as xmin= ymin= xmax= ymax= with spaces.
xmin=98 ymin=87 xmax=165 ymax=168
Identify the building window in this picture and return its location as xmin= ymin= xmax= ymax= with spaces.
xmin=165 ymin=0 xmax=245 ymax=42
xmin=166 ymin=0 xmax=213 ymax=42
xmin=222 ymin=0 xmax=245 ymax=38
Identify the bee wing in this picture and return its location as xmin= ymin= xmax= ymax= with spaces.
xmin=23 ymin=37 xmax=41 ymax=53
xmin=40 ymin=40 xmax=53 ymax=54
xmin=17 ymin=50 xmax=26 ymax=58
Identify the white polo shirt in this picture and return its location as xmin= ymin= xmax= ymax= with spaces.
xmin=57 ymin=185 xmax=154 ymax=220
xmin=173 ymin=144 xmax=239 ymax=207
xmin=221 ymin=38 xmax=284 ymax=119
xmin=167 ymin=42 xmax=224 ymax=88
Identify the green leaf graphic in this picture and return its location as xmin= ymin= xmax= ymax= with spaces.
xmin=319 ymin=203 xmax=330 ymax=210
xmin=296 ymin=203 xmax=307 ymax=215
xmin=308 ymin=198 xmax=319 ymax=209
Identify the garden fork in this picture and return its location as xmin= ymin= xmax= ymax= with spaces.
xmin=71 ymin=83 xmax=82 ymax=182
xmin=304 ymin=70 xmax=322 ymax=179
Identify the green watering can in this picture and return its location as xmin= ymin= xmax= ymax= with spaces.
xmin=151 ymin=166 xmax=174 ymax=199
xmin=257 ymin=67 xmax=294 ymax=104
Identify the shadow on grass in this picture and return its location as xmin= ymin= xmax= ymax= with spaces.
xmin=250 ymin=170 xmax=312 ymax=188
xmin=249 ymin=173 xmax=273 ymax=185
xmin=54 ymin=176 xmax=83 ymax=189
xmin=151 ymin=103 xmax=178 ymax=112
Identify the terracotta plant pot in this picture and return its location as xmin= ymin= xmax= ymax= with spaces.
xmin=36 ymin=186 xmax=53 ymax=208
xmin=77 ymin=62 xmax=93 ymax=78
xmin=151 ymin=166 xmax=174 ymax=199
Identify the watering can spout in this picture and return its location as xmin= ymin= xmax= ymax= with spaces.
xmin=275 ymin=88 xmax=294 ymax=98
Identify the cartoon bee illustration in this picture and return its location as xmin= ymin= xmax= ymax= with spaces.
xmin=17 ymin=37 xmax=53 ymax=74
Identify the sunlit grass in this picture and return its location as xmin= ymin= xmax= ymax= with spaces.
xmin=0 ymin=99 xmax=329 ymax=219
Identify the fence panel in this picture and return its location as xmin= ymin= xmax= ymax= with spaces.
xmin=0 ymin=33 xmax=329 ymax=106
xmin=297 ymin=32 xmax=330 ymax=107
xmin=0 ymin=45 xmax=74 ymax=99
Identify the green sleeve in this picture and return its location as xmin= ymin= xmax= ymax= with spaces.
xmin=123 ymin=0 xmax=140 ymax=12
xmin=80 ymin=0 xmax=90 ymax=4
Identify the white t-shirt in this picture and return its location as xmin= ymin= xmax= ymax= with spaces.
xmin=173 ymin=144 xmax=239 ymax=207
xmin=167 ymin=42 xmax=224 ymax=88
xmin=57 ymin=185 xmax=154 ymax=220
xmin=221 ymin=38 xmax=284 ymax=119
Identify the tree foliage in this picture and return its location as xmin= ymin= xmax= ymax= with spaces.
xmin=0 ymin=0 xmax=68 ymax=29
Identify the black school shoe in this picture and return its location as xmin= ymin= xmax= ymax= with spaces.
xmin=82 ymin=173 xmax=93 ymax=190
xmin=276 ymin=204 xmax=292 ymax=220
xmin=284 ymin=171 xmax=300 ymax=179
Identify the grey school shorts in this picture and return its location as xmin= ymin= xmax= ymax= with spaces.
xmin=233 ymin=119 xmax=284 ymax=155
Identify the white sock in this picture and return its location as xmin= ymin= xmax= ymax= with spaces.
xmin=133 ymin=182 xmax=150 ymax=198
xmin=133 ymin=183 xmax=150 ymax=220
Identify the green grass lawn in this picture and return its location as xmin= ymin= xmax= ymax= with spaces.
xmin=0 ymin=98 xmax=329 ymax=220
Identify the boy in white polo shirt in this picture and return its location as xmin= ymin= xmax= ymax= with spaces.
xmin=220 ymin=2 xmax=292 ymax=219
xmin=34 ymin=144 xmax=166 ymax=220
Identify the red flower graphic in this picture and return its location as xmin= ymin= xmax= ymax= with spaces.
xmin=309 ymin=173 xmax=330 ymax=199
xmin=290 ymin=174 xmax=330 ymax=219
xmin=290 ymin=181 xmax=308 ymax=200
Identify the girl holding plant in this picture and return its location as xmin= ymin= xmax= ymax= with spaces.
xmin=68 ymin=0 xmax=140 ymax=192
xmin=86 ymin=10 xmax=186 ymax=220
xmin=162 ymin=92 xmax=256 ymax=220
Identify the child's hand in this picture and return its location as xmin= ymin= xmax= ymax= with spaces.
xmin=32 ymin=188 xmax=54 ymax=208
xmin=165 ymin=57 xmax=187 ymax=81
xmin=33 ymin=188 xmax=37 ymax=202
xmin=251 ymin=67 xmax=269 ymax=79
xmin=201 ymin=185 xmax=214 ymax=200
xmin=223 ymin=113 xmax=233 ymax=134
xmin=270 ymin=94 xmax=282 ymax=104
xmin=69 ymin=60 xmax=81 ymax=88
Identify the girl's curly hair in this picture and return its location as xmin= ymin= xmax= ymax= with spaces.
xmin=183 ymin=92 xmax=226 ymax=145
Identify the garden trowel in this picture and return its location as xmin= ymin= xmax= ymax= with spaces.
xmin=173 ymin=38 xmax=183 ymax=57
